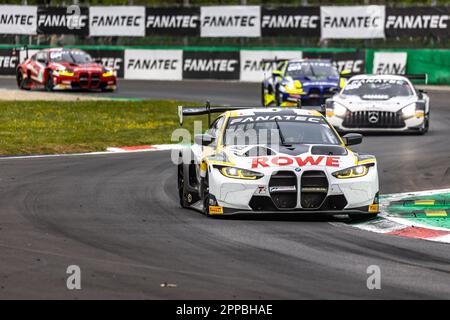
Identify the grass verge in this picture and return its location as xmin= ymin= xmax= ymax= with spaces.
xmin=0 ymin=100 xmax=207 ymax=155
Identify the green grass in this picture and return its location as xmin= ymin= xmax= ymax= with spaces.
xmin=0 ymin=100 xmax=208 ymax=155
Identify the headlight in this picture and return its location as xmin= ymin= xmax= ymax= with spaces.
xmin=333 ymin=102 xmax=348 ymax=117
xmin=219 ymin=166 xmax=264 ymax=180
xmin=401 ymin=103 xmax=416 ymax=119
xmin=56 ymin=68 xmax=74 ymax=76
xmin=332 ymin=164 xmax=373 ymax=179
xmin=102 ymin=68 xmax=116 ymax=77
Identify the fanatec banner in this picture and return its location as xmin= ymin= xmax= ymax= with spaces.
xmin=89 ymin=6 xmax=145 ymax=37
xmin=321 ymin=5 xmax=385 ymax=39
xmin=0 ymin=48 xmax=18 ymax=75
xmin=0 ymin=5 xmax=449 ymax=39
xmin=261 ymin=7 xmax=320 ymax=37
xmin=146 ymin=7 xmax=200 ymax=36
xmin=37 ymin=6 xmax=89 ymax=35
xmin=183 ymin=51 xmax=240 ymax=80
xmin=200 ymin=6 xmax=261 ymax=37
xmin=0 ymin=5 xmax=37 ymax=35
xmin=124 ymin=49 xmax=183 ymax=80
xmin=385 ymin=7 xmax=449 ymax=38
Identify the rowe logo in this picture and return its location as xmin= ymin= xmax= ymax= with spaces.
xmin=251 ymin=156 xmax=340 ymax=168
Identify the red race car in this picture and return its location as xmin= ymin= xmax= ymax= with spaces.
xmin=16 ymin=48 xmax=117 ymax=92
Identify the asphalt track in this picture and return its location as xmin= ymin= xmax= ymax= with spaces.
xmin=0 ymin=79 xmax=449 ymax=299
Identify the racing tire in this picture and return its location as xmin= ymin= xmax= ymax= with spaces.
xmin=417 ymin=114 xmax=430 ymax=135
xmin=275 ymin=85 xmax=282 ymax=106
xmin=177 ymin=164 xmax=190 ymax=208
xmin=45 ymin=71 xmax=54 ymax=92
xmin=261 ymin=82 xmax=266 ymax=106
xmin=16 ymin=70 xmax=30 ymax=90
xmin=201 ymin=174 xmax=212 ymax=217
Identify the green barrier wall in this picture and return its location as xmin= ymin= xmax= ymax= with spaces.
xmin=2 ymin=45 xmax=449 ymax=84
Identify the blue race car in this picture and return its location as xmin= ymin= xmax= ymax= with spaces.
xmin=261 ymin=59 xmax=348 ymax=107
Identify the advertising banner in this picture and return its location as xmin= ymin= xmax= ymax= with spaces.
xmin=303 ymin=51 xmax=366 ymax=74
xmin=90 ymin=6 xmax=145 ymax=37
xmin=0 ymin=48 xmax=18 ymax=75
xmin=124 ymin=49 xmax=182 ymax=80
xmin=0 ymin=5 xmax=37 ymax=35
xmin=183 ymin=51 xmax=240 ymax=80
xmin=146 ymin=7 xmax=200 ymax=36
xmin=261 ymin=7 xmax=320 ymax=37
xmin=385 ymin=7 xmax=449 ymax=38
xmin=86 ymin=49 xmax=125 ymax=78
xmin=200 ymin=6 xmax=261 ymax=37
xmin=372 ymin=52 xmax=407 ymax=75
xmin=321 ymin=5 xmax=385 ymax=39
xmin=240 ymin=50 xmax=302 ymax=82
xmin=37 ymin=6 xmax=89 ymax=35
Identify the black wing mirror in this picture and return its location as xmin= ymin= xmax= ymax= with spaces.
xmin=342 ymin=133 xmax=363 ymax=146
xmin=194 ymin=134 xmax=214 ymax=146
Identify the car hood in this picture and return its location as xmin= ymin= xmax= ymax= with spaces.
xmin=290 ymin=76 xmax=339 ymax=88
xmin=222 ymin=144 xmax=356 ymax=173
xmin=52 ymin=62 xmax=104 ymax=73
xmin=333 ymin=94 xmax=416 ymax=112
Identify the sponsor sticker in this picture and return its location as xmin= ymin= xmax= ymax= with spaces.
xmin=209 ymin=206 xmax=224 ymax=214
xmin=369 ymin=204 xmax=379 ymax=213
xmin=251 ymin=156 xmax=340 ymax=168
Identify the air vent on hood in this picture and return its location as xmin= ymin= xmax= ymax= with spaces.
xmin=311 ymin=145 xmax=347 ymax=156
xmin=244 ymin=146 xmax=274 ymax=157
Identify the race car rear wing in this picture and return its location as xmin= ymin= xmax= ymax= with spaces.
xmin=178 ymin=101 xmax=326 ymax=126
xmin=178 ymin=102 xmax=259 ymax=126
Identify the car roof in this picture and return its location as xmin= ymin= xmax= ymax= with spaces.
xmin=286 ymin=59 xmax=331 ymax=64
xmin=42 ymin=48 xmax=84 ymax=53
xmin=224 ymin=108 xmax=323 ymax=118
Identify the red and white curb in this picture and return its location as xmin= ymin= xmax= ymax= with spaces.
xmin=348 ymin=188 xmax=450 ymax=244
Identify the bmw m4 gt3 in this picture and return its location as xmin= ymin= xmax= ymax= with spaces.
xmin=16 ymin=48 xmax=117 ymax=92
xmin=177 ymin=105 xmax=379 ymax=219
xmin=326 ymin=74 xmax=430 ymax=134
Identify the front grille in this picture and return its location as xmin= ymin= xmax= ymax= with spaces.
xmin=91 ymin=73 xmax=100 ymax=86
xmin=301 ymin=171 xmax=328 ymax=209
xmin=269 ymin=171 xmax=297 ymax=209
xmin=79 ymin=73 xmax=89 ymax=86
xmin=342 ymin=111 xmax=405 ymax=128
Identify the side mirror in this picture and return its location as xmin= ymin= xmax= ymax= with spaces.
xmin=195 ymin=134 xmax=214 ymax=146
xmin=342 ymin=133 xmax=363 ymax=146
xmin=37 ymin=58 xmax=47 ymax=64
xmin=329 ymin=87 xmax=339 ymax=94
xmin=272 ymin=70 xmax=282 ymax=78
xmin=340 ymin=70 xmax=351 ymax=76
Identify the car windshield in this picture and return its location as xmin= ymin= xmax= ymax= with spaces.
xmin=50 ymin=50 xmax=92 ymax=64
xmin=342 ymin=79 xmax=413 ymax=98
xmin=223 ymin=116 xmax=341 ymax=146
xmin=285 ymin=61 xmax=339 ymax=78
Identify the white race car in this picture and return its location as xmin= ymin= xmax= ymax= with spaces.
xmin=326 ymin=74 xmax=430 ymax=134
xmin=177 ymin=104 xmax=379 ymax=219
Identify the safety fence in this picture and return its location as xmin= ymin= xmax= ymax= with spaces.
xmin=0 ymin=5 xmax=448 ymax=39
xmin=0 ymin=45 xmax=449 ymax=84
